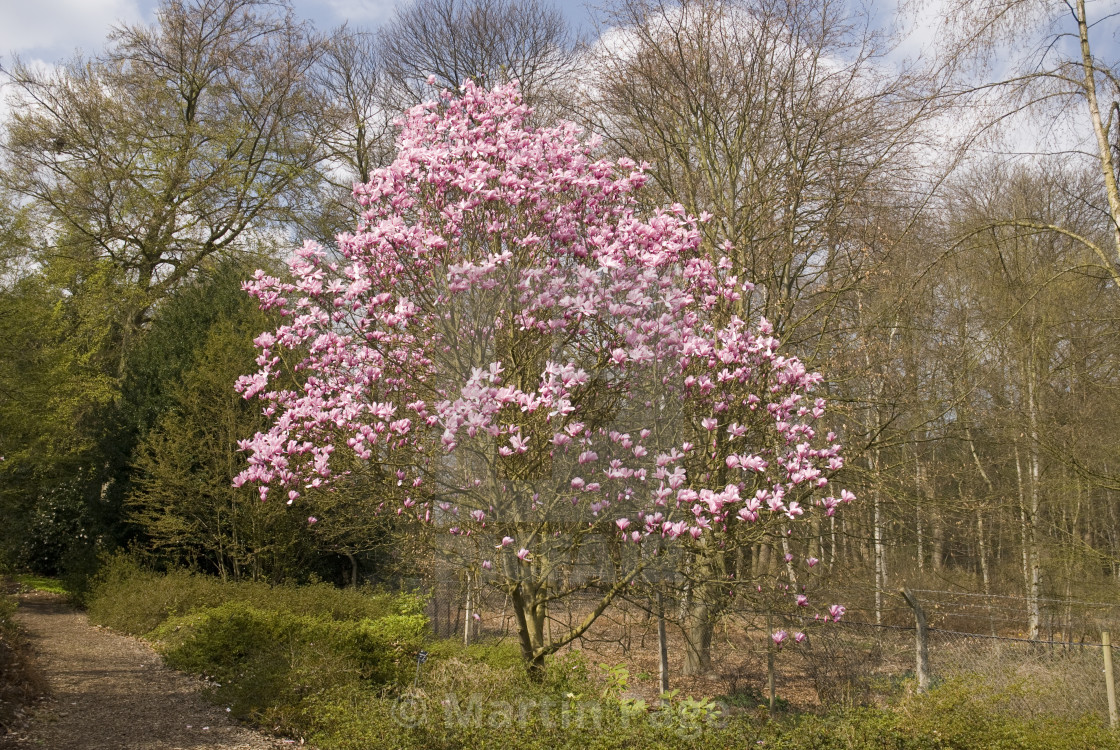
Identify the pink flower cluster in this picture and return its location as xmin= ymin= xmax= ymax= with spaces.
xmin=234 ymin=81 xmax=852 ymax=619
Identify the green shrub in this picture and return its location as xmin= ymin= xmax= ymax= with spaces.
xmin=348 ymin=613 xmax=429 ymax=684
xmin=86 ymin=557 xmax=225 ymax=634
xmin=745 ymin=682 xmax=1120 ymax=750
xmin=149 ymin=600 xmax=427 ymax=722
xmin=889 ymin=677 xmax=1120 ymax=750
xmin=86 ymin=553 xmax=422 ymax=635
xmin=86 ymin=562 xmax=1120 ymax=750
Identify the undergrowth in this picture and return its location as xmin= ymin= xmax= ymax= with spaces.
xmin=84 ymin=557 xmax=1120 ymax=750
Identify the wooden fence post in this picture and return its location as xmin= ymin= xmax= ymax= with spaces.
xmin=1103 ymin=630 xmax=1118 ymax=728
xmin=656 ymin=592 xmax=670 ymax=695
xmin=901 ymin=588 xmax=930 ymax=692
xmin=766 ymin=611 xmax=776 ymax=716
xmin=463 ymin=571 xmax=472 ymax=646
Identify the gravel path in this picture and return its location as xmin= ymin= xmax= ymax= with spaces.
xmin=3 ymin=593 xmax=295 ymax=750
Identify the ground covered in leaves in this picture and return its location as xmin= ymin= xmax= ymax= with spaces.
xmin=1 ymin=592 xmax=299 ymax=750
xmin=0 ymin=584 xmax=46 ymax=739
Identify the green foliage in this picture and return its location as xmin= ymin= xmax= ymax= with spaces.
xmin=12 ymin=575 xmax=67 ymax=595
xmin=0 ymin=264 xmax=119 ymax=572
xmin=0 ymin=0 xmax=345 ymax=581
xmin=84 ymin=560 xmax=1120 ymax=750
xmin=717 ymin=684 xmax=790 ymax=713
xmin=889 ymin=677 xmax=1120 ymax=750
xmin=155 ymin=602 xmax=424 ymax=719
xmin=17 ymin=478 xmax=97 ymax=576
xmin=86 ymin=553 xmax=420 ymax=633
xmin=426 ymin=640 xmax=525 ymax=672
xmin=119 ymin=259 xmax=391 ymax=584
xmin=87 ymin=561 xmax=430 ymax=729
xmin=745 ymin=680 xmax=1120 ymax=750
xmin=119 ymin=261 xmax=273 ymax=438
xmin=123 ymin=260 xmax=320 ymax=581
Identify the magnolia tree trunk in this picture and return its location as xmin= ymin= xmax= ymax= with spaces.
xmin=510 ymin=577 xmax=548 ymax=679
xmin=681 ymin=551 xmax=732 ymax=676
xmin=683 ymin=599 xmax=716 ymax=675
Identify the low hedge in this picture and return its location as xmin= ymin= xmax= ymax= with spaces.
xmin=84 ymin=557 xmax=1120 ymax=750
xmin=151 ymin=601 xmax=427 ymax=721
xmin=86 ymin=554 xmax=419 ymax=635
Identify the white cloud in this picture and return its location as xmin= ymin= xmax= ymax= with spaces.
xmin=0 ymin=0 xmax=145 ymax=62
xmin=315 ymin=0 xmax=406 ymax=26
xmin=0 ymin=58 xmax=60 ymax=130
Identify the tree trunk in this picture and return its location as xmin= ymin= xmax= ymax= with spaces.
xmin=683 ymin=599 xmax=714 ymax=675
xmin=1025 ymin=347 xmax=1043 ymax=641
xmin=1015 ymin=444 xmax=1031 ymax=586
xmin=781 ymin=533 xmax=798 ymax=587
xmin=1076 ymin=0 xmax=1120 ymax=274
xmin=977 ymin=511 xmax=990 ymax=594
xmin=915 ymin=453 xmax=926 ymax=575
xmin=511 ymin=583 xmax=548 ymax=681
xmin=345 ymin=552 xmax=359 ymax=589
xmin=931 ymin=517 xmax=945 ymax=572
xmin=463 ymin=571 xmax=472 ymax=646
xmin=874 ymin=491 xmax=886 ymax=625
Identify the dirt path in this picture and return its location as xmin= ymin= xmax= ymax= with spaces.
xmin=3 ymin=593 xmax=296 ymax=750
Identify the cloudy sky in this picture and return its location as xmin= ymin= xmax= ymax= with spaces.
xmin=0 ymin=0 xmax=599 ymax=68
xmin=1 ymin=0 xmax=1116 ymax=164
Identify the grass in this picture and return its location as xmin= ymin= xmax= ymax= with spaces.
xmin=14 ymin=574 xmax=67 ymax=595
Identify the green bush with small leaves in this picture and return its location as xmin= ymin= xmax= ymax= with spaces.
xmin=86 ymin=553 xmax=421 ymax=634
xmin=87 ymin=561 xmax=1120 ymax=750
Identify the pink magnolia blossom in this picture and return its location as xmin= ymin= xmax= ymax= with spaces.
xmin=233 ymin=80 xmax=853 ymax=667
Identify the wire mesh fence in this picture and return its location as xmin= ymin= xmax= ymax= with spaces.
xmin=926 ymin=626 xmax=1113 ymax=720
xmin=789 ymin=619 xmax=1117 ymax=721
xmin=420 ymin=569 xmax=1120 ymax=723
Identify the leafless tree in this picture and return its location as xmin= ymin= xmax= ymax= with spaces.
xmin=378 ymin=0 xmax=582 ymax=117
xmin=582 ymin=0 xmax=953 ymax=673
xmin=585 ymin=0 xmax=948 ymax=347
xmin=302 ymin=25 xmax=397 ymax=245
xmin=921 ymin=0 xmax=1120 ymax=284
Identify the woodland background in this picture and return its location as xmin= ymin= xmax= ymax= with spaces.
xmin=2 ymin=0 xmax=1120 ymax=681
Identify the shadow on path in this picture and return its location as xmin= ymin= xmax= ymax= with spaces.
xmin=2 ymin=594 xmax=288 ymax=750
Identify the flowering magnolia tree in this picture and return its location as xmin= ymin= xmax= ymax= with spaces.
xmin=235 ymin=80 xmax=852 ymax=675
